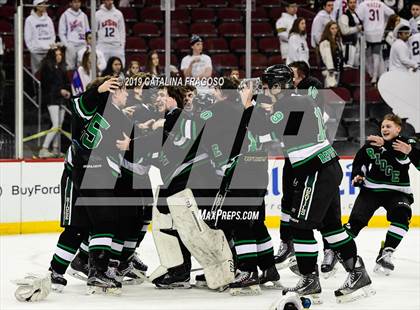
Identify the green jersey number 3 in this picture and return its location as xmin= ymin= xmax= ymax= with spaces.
xmin=81 ymin=113 xmax=110 ymax=149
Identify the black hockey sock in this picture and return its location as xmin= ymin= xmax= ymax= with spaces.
xmin=255 ymin=223 xmax=275 ymax=270
xmin=291 ymin=227 xmax=318 ymax=275
xmin=280 ymin=211 xmax=292 ymax=242
xmin=234 ymin=225 xmax=258 ymax=272
xmin=136 ymin=221 xmax=150 ymax=247
xmin=121 ymin=238 xmax=138 ymax=261
xmin=50 ymin=228 xmax=85 ymax=275
xmin=321 ymin=226 xmax=356 ymax=262
xmin=384 ymin=222 xmax=409 ymax=250
xmin=88 ymin=233 xmax=113 ymax=259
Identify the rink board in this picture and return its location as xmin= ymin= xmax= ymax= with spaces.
xmin=0 ymin=158 xmax=419 ymax=234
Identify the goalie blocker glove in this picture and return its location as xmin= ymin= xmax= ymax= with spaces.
xmin=13 ymin=273 xmax=52 ymax=302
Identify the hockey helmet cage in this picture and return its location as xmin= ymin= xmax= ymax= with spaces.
xmin=261 ymin=64 xmax=294 ymax=89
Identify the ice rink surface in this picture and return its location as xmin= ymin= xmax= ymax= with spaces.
xmin=1 ymin=228 xmax=419 ymax=310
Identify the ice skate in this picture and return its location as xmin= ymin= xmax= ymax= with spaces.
xmin=335 ymin=256 xmax=375 ymax=303
xmin=49 ymin=267 xmax=67 ymax=293
xmin=86 ymin=267 xmax=122 ymax=296
xmin=67 ymin=252 xmax=89 ymax=282
xmin=152 ymin=264 xmax=191 ymax=289
xmin=282 ymin=269 xmax=322 ymax=304
xmin=321 ymin=249 xmax=338 ymax=279
xmin=259 ymin=265 xmax=283 ymax=289
xmin=116 ymin=258 xmax=146 ymax=285
xmin=131 ymin=252 xmax=148 ymax=273
xmin=288 ymin=257 xmax=301 ymax=276
xmin=274 ymin=240 xmax=295 ymax=269
xmin=229 ymin=270 xmax=261 ymax=296
xmin=373 ymin=246 xmax=394 ymax=276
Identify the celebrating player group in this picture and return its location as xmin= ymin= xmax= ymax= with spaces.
xmin=13 ymin=63 xmax=420 ymax=306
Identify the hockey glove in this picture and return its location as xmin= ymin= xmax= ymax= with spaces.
xmin=12 ymin=272 xmax=51 ymax=302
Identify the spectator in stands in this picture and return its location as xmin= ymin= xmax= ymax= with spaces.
xmin=38 ymin=46 xmax=71 ymax=158
xmin=102 ymin=56 xmax=123 ymax=78
xmin=275 ymin=1 xmax=298 ymax=61
xmin=229 ymin=68 xmax=240 ymax=80
xmin=356 ymin=0 xmax=394 ymax=85
xmin=286 ymin=18 xmax=309 ymax=65
xmin=319 ymin=21 xmax=344 ymax=87
xmin=289 ymin=61 xmax=323 ymax=89
xmin=383 ymin=15 xmax=401 ymax=71
xmin=126 ymin=60 xmax=140 ymax=77
xmin=24 ymin=0 xmax=56 ymax=73
xmin=338 ymin=0 xmax=363 ymax=67
xmin=311 ymin=0 xmax=335 ymax=48
xmin=180 ymin=35 xmax=212 ymax=78
xmin=96 ymin=0 xmax=126 ymax=66
xmin=409 ymin=1 xmax=420 ymax=33
xmin=71 ymin=50 xmax=92 ymax=96
xmin=389 ymin=23 xmax=418 ymax=72
xmin=77 ymin=31 xmax=107 ymax=74
xmin=409 ymin=22 xmax=420 ymax=65
xmin=58 ymin=0 xmax=90 ymax=70
xmin=144 ymin=50 xmax=162 ymax=76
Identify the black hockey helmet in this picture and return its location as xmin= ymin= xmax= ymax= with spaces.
xmin=261 ymin=64 xmax=294 ymax=89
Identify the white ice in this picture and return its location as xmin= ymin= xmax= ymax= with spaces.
xmin=1 ymin=228 xmax=419 ymax=310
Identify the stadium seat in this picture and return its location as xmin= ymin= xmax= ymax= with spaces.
xmin=140 ymin=7 xmax=163 ymax=23
xmin=240 ymin=54 xmax=268 ymax=70
xmin=269 ymin=7 xmax=284 ymax=22
xmin=126 ymin=37 xmax=147 ymax=53
xmin=333 ymin=122 xmax=349 ymax=142
xmin=268 ymin=55 xmax=284 ymax=65
xmin=190 ymin=23 xmax=218 ymax=37
xmin=218 ymin=8 xmax=242 ymax=22
xmin=366 ymin=87 xmax=383 ymax=104
xmin=171 ymin=23 xmax=189 ymax=38
xmin=172 ymin=9 xmax=191 ymax=24
xmin=230 ymin=38 xmax=258 ymax=53
xmin=368 ymin=102 xmax=393 ymax=122
xmin=298 ymin=8 xmax=316 ymax=19
xmin=157 ymin=53 xmax=179 ymax=66
xmin=252 ymin=69 xmax=265 ymax=78
xmin=126 ymin=54 xmax=147 ymax=67
xmin=219 ymin=22 xmax=244 ymax=37
xmin=259 ymin=37 xmax=280 ymax=53
xmin=340 ymin=68 xmax=370 ymax=87
xmin=260 ymin=0 xmax=281 ymax=7
xmin=347 ymin=121 xmax=380 ymax=142
xmin=332 ymin=141 xmax=360 ymax=156
xmin=120 ymin=7 xmax=137 ymax=23
xmin=212 ymin=54 xmax=239 ymax=70
xmin=252 ymin=8 xmax=269 ymax=22
xmin=252 ymin=22 xmax=274 ymax=37
xmin=204 ymin=38 xmax=229 ymax=53
xmin=133 ymin=23 xmax=161 ymax=37
xmin=229 ymin=0 xmax=246 ymax=9
xmin=149 ymin=38 xmax=170 ymax=53
xmin=0 ymin=20 xmax=12 ymax=35
xmin=175 ymin=38 xmax=192 ymax=53
xmin=202 ymin=0 xmax=228 ymax=8
xmin=191 ymin=8 xmax=216 ymax=22
xmin=145 ymin=0 xmax=161 ymax=7
xmin=331 ymin=87 xmax=352 ymax=104
xmin=176 ymin=0 xmax=201 ymax=8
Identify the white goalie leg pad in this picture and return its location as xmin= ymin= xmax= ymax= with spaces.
xmin=167 ymin=188 xmax=235 ymax=290
xmin=149 ymin=203 xmax=184 ymax=282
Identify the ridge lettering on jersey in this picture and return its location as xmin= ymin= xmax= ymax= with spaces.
xmin=366 ymin=148 xmax=400 ymax=182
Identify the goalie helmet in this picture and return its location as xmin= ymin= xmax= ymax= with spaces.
xmin=261 ymin=64 xmax=294 ymax=89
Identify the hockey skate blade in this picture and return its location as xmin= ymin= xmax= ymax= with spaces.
xmin=275 ymin=257 xmax=295 ymax=270
xmin=261 ymin=281 xmax=284 ymax=290
xmin=229 ymin=284 xmax=261 ymax=296
xmin=51 ymin=283 xmax=65 ymax=293
xmin=67 ymin=268 xmax=88 ymax=282
xmin=321 ymin=265 xmax=338 ymax=279
xmin=86 ymin=285 xmax=122 ymax=296
xmin=336 ymin=285 xmax=376 ymax=303
xmin=373 ymin=264 xmax=391 ymax=276
xmin=155 ymin=282 xmax=192 ymax=289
